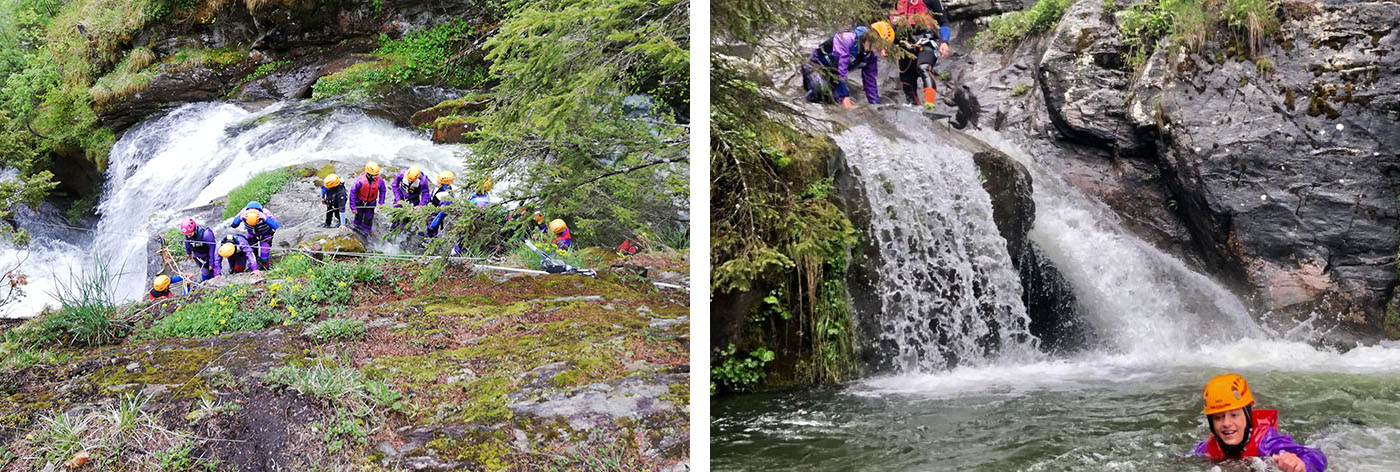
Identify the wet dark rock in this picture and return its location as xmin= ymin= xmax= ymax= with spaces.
xmin=1037 ymin=0 xmax=1146 ymax=153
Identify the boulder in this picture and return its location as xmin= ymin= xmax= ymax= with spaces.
xmin=1037 ymin=0 xmax=1145 ymax=153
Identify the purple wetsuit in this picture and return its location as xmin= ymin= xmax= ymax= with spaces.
xmin=1193 ymin=427 xmax=1327 ymax=472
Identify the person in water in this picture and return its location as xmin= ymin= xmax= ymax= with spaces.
xmin=801 ymin=21 xmax=895 ymax=108
xmin=1193 ymin=373 xmax=1327 ymax=472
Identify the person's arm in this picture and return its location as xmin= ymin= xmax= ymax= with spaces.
xmin=204 ymin=231 xmax=219 ymax=266
xmin=391 ymin=174 xmax=405 ymax=206
xmin=347 ymin=179 xmax=360 ymax=212
xmin=1259 ymin=428 xmax=1327 ymax=472
xmin=1190 ymin=439 xmax=1210 ymax=456
xmin=377 ymin=178 xmax=387 ymax=205
xmin=862 ymin=59 xmax=881 ymax=104
xmin=832 ymin=34 xmax=855 ymax=101
xmin=230 ymin=209 xmax=244 ymax=228
xmin=418 ymin=177 xmax=432 ymax=206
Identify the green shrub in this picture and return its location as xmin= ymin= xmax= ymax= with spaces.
xmin=309 ymin=318 xmax=367 ymax=341
xmin=1222 ymin=0 xmax=1280 ymax=55
xmin=710 ymin=343 xmax=775 ymax=394
xmin=148 ymin=285 xmax=280 ymax=338
xmin=222 ymin=168 xmax=294 ymax=219
xmin=974 ymin=0 xmax=1074 ymax=50
xmin=312 ymin=19 xmax=490 ymax=101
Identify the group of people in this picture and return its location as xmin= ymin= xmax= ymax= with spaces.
xmin=149 ymin=201 xmax=280 ymax=299
xmin=319 ymin=161 xmax=572 ymax=252
xmin=802 ymin=0 xmax=953 ymax=108
xmin=149 ymin=162 xmax=576 ymax=299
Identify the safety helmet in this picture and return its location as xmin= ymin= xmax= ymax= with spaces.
xmin=219 ymin=242 xmax=237 ymax=258
xmin=479 ymin=177 xmax=493 ymax=193
xmin=870 ymin=21 xmax=895 ymax=44
xmin=406 ymin=165 xmax=421 ymax=181
xmin=365 ymin=162 xmax=381 ymax=176
xmin=153 ymin=275 xmax=171 ymax=292
xmin=548 ymin=219 xmax=567 ymax=234
xmin=244 ymin=209 xmax=263 ymax=226
xmin=324 ymin=173 xmax=341 ymax=188
xmin=1202 ymin=373 xmax=1255 ymax=415
xmin=438 ymin=171 xmax=455 ymax=185
xmin=180 ymin=218 xmax=198 ymax=237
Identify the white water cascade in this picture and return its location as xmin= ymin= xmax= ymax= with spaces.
xmin=3 ymin=101 xmax=469 ymax=317
xmin=833 ymin=109 xmax=1039 ymax=372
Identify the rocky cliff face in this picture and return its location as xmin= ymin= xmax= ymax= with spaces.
xmin=919 ymin=0 xmax=1400 ymax=336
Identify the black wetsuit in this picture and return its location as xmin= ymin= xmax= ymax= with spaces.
xmin=896 ymin=0 xmax=951 ymax=105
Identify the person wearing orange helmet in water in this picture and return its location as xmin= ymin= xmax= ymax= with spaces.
xmin=1193 ymin=374 xmax=1327 ymax=472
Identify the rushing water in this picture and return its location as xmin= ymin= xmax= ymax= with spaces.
xmin=711 ymin=109 xmax=1400 ymax=470
xmin=1 ymin=101 xmax=467 ymax=317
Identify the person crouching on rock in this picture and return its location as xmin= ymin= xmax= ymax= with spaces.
xmin=179 ymin=218 xmax=220 ymax=281
xmin=349 ymin=161 xmax=387 ymax=235
xmin=1193 ymin=373 xmax=1327 ymax=472
xmin=232 ymin=207 xmax=276 ymax=269
xmin=320 ymin=173 xmax=348 ymax=229
xmin=547 ymin=218 xmax=572 ymax=253
xmin=148 ymin=274 xmax=186 ymax=300
xmin=802 ymin=21 xmax=894 ymax=109
xmin=392 ymin=165 xmax=432 ymax=230
xmin=218 ymin=235 xmax=260 ymax=274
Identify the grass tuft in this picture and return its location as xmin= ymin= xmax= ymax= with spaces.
xmin=222 ymin=167 xmax=294 ymax=219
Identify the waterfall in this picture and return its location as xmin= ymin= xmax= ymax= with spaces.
xmin=833 ymin=109 xmax=1039 ymax=372
xmin=4 ymin=101 xmax=469 ymax=316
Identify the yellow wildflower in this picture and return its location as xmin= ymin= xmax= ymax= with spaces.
xmin=220 ymin=319 xmax=227 ymax=325
xmin=337 ymin=282 xmax=346 ymax=287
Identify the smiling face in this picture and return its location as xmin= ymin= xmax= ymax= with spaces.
xmin=1209 ymin=408 xmax=1249 ymax=445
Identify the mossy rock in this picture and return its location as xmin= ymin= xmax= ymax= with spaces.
xmin=431 ymin=116 xmax=482 ymax=144
xmin=296 ymin=234 xmax=366 ymax=253
xmin=410 ymin=94 xmax=494 ymax=128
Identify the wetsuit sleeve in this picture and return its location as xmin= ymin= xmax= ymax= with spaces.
xmin=1259 ymin=428 xmax=1327 ymax=472
xmin=377 ymin=178 xmax=387 ymax=205
xmin=391 ymin=174 xmax=405 ymax=203
xmin=265 ymin=211 xmax=279 ymax=230
xmin=863 ymin=59 xmax=881 ymax=104
xmin=230 ymin=209 xmax=244 ymax=228
xmin=926 ymin=0 xmax=952 ymax=41
xmin=1191 ymin=439 xmax=1210 ymax=456
xmin=171 ymin=275 xmax=184 ymax=284
xmin=832 ymin=33 xmax=854 ymax=100
xmin=419 ymin=177 xmax=432 ymax=206
xmin=204 ymin=231 xmax=219 ymax=268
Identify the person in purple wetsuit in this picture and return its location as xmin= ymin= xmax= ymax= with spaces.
xmin=801 ymin=21 xmax=895 ymax=108
xmin=348 ymin=162 xmax=387 ymax=235
xmin=179 ymin=218 xmax=220 ymax=281
xmin=1193 ymin=373 xmax=1327 ymax=472
xmin=230 ymin=201 xmax=278 ymax=268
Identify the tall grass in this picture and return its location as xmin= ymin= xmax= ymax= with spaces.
xmin=222 ymin=168 xmax=294 ymax=218
xmin=974 ymin=0 xmax=1075 ymax=50
xmin=38 ymin=261 xmax=124 ymax=346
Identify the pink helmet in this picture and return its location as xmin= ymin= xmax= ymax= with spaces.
xmin=179 ymin=218 xmax=198 ymax=236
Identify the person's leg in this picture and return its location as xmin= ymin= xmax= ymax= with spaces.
xmin=324 ymin=206 xmax=333 ymax=227
xmin=364 ymin=206 xmax=376 ymax=233
xmin=898 ymin=56 xmax=921 ymax=105
xmin=202 ymin=265 xmax=215 ymax=282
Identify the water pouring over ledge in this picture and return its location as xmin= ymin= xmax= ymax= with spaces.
xmin=1 ymin=101 xmax=468 ymax=317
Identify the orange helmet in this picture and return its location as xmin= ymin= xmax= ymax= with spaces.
xmin=1202 ymin=373 xmax=1255 ymax=415
xmin=244 ymin=209 xmax=263 ymax=226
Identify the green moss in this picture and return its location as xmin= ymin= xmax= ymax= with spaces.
xmin=431 ymin=114 xmax=481 ymax=128
xmin=92 ymin=347 xmax=215 ymax=399
xmin=424 ymin=431 xmax=509 ymax=472
xmin=223 ymin=167 xmax=295 ymax=218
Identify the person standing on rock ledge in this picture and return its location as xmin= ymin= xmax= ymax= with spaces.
xmin=890 ymin=0 xmax=952 ymax=107
xmin=349 ymin=162 xmax=387 ymax=235
xmin=426 ymin=171 xmax=454 ymax=239
xmin=320 ymin=173 xmax=348 ymax=229
xmin=801 ymin=21 xmax=894 ymax=109
xmin=180 ymin=218 xmax=220 ymax=281
xmin=391 ymin=165 xmax=432 ymax=230
xmin=231 ymin=202 xmax=278 ymax=269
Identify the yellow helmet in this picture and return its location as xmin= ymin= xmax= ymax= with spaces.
xmin=438 ymin=171 xmax=455 ymax=185
xmin=244 ymin=209 xmax=263 ymax=226
xmin=153 ymin=275 xmax=171 ymax=292
xmin=364 ymin=161 xmax=381 ymax=176
xmin=406 ymin=165 xmax=421 ymax=181
xmin=1202 ymin=373 xmax=1255 ymax=415
xmin=219 ymin=242 xmax=237 ymax=258
xmin=479 ymin=177 xmax=493 ymax=193
xmin=870 ymin=21 xmax=895 ymax=44
xmin=323 ymin=173 xmax=341 ymax=188
xmin=548 ymin=219 xmax=567 ymax=234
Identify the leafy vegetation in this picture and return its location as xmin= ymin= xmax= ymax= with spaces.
xmin=974 ymin=0 xmax=1074 ymax=50
xmin=710 ymin=344 xmax=775 ymax=393
xmin=711 ymin=0 xmax=867 ymax=393
xmin=146 ymin=284 xmax=280 ymax=338
xmin=312 ymin=19 xmax=490 ymax=101
xmin=221 ymin=167 xmax=293 ymax=218
xmin=1117 ymin=0 xmax=1282 ymax=71
xmin=308 ymin=318 xmax=368 ymax=341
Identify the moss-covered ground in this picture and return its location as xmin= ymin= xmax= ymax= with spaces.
xmin=0 ymin=253 xmax=689 ymax=471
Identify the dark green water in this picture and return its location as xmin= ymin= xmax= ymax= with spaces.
xmin=712 ymin=344 xmax=1400 ymax=471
